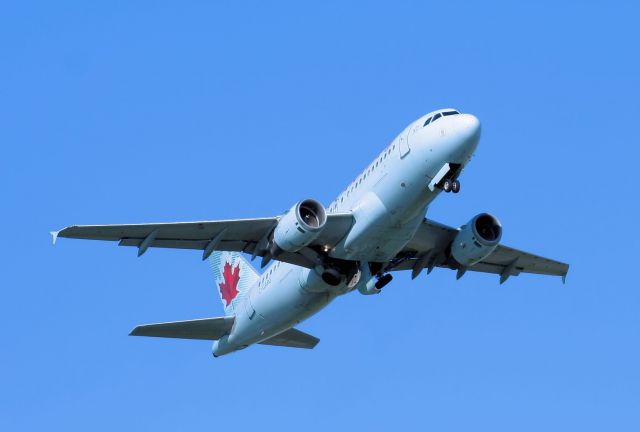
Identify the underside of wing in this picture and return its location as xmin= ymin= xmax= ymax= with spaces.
xmin=467 ymin=245 xmax=569 ymax=278
xmin=57 ymin=218 xmax=275 ymax=253
xmin=129 ymin=316 xmax=235 ymax=340
xmin=53 ymin=212 xmax=354 ymax=270
xmin=392 ymin=218 xmax=569 ymax=283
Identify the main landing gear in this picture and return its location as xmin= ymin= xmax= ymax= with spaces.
xmin=442 ymin=179 xmax=461 ymax=193
xmin=375 ymin=273 xmax=393 ymax=290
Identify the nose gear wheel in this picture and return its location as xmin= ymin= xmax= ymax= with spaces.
xmin=442 ymin=179 xmax=460 ymax=193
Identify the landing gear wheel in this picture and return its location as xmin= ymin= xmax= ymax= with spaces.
xmin=451 ymin=180 xmax=460 ymax=193
xmin=375 ymin=274 xmax=393 ymax=290
xmin=442 ymin=179 xmax=452 ymax=193
xmin=321 ymin=268 xmax=343 ymax=286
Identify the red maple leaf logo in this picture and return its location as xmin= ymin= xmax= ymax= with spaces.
xmin=218 ymin=261 xmax=240 ymax=307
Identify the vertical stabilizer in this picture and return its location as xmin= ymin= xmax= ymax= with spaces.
xmin=209 ymin=251 xmax=260 ymax=316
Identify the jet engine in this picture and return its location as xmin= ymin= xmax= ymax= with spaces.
xmin=272 ymin=199 xmax=327 ymax=253
xmin=451 ymin=213 xmax=502 ymax=266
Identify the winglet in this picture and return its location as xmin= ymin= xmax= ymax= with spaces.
xmin=50 ymin=230 xmax=60 ymax=245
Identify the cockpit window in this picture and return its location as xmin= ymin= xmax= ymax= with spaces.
xmin=423 ymin=110 xmax=460 ymax=127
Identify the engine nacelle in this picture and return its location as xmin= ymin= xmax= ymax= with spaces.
xmin=272 ymin=199 xmax=327 ymax=253
xmin=451 ymin=213 xmax=502 ymax=267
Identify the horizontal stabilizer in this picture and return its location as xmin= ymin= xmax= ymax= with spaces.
xmin=130 ymin=316 xmax=234 ymax=340
xmin=259 ymin=327 xmax=319 ymax=349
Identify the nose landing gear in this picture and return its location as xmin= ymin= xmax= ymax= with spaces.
xmin=442 ymin=179 xmax=461 ymax=193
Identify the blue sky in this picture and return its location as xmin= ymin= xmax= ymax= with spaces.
xmin=2 ymin=1 xmax=639 ymax=430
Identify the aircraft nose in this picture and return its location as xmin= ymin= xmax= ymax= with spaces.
xmin=456 ymin=114 xmax=481 ymax=143
xmin=453 ymin=114 xmax=481 ymax=156
xmin=442 ymin=113 xmax=481 ymax=164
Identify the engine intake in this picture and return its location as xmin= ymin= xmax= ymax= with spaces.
xmin=272 ymin=199 xmax=327 ymax=253
xmin=451 ymin=213 xmax=502 ymax=267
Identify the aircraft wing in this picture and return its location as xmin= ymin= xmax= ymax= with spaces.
xmin=53 ymin=213 xmax=354 ymax=269
xmin=392 ymin=219 xmax=569 ymax=283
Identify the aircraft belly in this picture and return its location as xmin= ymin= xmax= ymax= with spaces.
xmin=332 ymin=186 xmax=427 ymax=261
xmin=332 ymin=192 xmax=392 ymax=259
xmin=229 ymin=265 xmax=334 ymax=348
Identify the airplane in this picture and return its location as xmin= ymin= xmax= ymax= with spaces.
xmin=52 ymin=108 xmax=569 ymax=357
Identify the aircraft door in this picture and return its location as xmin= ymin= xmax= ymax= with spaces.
xmin=246 ymin=288 xmax=262 ymax=321
xmin=399 ymin=126 xmax=412 ymax=158
xmin=245 ymin=296 xmax=256 ymax=320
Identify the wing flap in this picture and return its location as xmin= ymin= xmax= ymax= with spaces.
xmin=118 ymin=238 xmax=246 ymax=251
xmin=129 ymin=316 xmax=235 ymax=340
xmin=258 ymin=328 xmax=319 ymax=349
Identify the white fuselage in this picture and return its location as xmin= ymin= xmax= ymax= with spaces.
xmin=213 ymin=110 xmax=481 ymax=356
